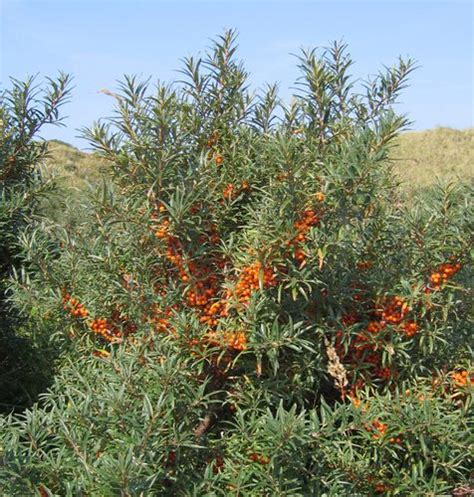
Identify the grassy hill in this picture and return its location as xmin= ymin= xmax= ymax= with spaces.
xmin=391 ymin=127 xmax=473 ymax=191
xmin=42 ymin=127 xmax=473 ymax=192
xmin=42 ymin=139 xmax=108 ymax=188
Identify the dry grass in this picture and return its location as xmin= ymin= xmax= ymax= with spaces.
xmin=390 ymin=127 xmax=473 ymax=191
xmin=39 ymin=140 xmax=109 ymax=225
xmin=42 ymin=140 xmax=108 ymax=189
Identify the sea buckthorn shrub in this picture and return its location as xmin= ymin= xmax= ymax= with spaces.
xmin=0 ymin=74 xmax=72 ymax=412
xmin=1 ymin=32 xmax=472 ymax=494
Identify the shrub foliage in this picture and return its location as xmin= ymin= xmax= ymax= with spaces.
xmin=0 ymin=74 xmax=71 ymax=411
xmin=0 ymin=31 xmax=472 ymax=495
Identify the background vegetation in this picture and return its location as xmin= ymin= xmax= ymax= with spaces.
xmin=391 ymin=127 xmax=473 ymax=191
xmin=42 ymin=127 xmax=474 ymax=195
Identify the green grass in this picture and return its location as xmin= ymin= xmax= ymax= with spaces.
xmin=42 ymin=127 xmax=473 ymax=192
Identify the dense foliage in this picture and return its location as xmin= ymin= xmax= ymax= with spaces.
xmin=1 ymin=32 xmax=472 ymax=495
xmin=0 ymin=74 xmax=71 ymax=410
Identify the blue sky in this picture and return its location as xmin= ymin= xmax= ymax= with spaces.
xmin=1 ymin=0 xmax=473 ymax=148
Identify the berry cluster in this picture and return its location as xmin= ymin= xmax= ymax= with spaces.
xmin=232 ymin=261 xmax=277 ymax=304
xmin=151 ymin=205 xmax=257 ymax=352
xmin=429 ymin=261 xmax=462 ymax=290
xmin=154 ymin=218 xmax=170 ymax=240
xmin=206 ymin=130 xmax=219 ymax=148
xmin=401 ymin=320 xmax=418 ymax=337
xmin=340 ymin=256 xmax=463 ymax=364
xmin=205 ymin=130 xmax=223 ymax=166
xmin=222 ymin=183 xmax=234 ymax=200
xmin=368 ymin=419 xmax=388 ymax=440
xmin=451 ymin=370 xmax=473 ymax=388
xmin=89 ymin=311 xmax=137 ymax=343
xmin=62 ymin=291 xmax=89 ymax=319
xmin=336 ymin=257 xmax=461 ymax=388
xmin=205 ymin=330 xmax=247 ymax=352
xmin=175 ymin=259 xmax=275 ymax=350
xmin=90 ymin=318 xmax=118 ymax=342
xmin=195 ymin=260 xmax=277 ymax=349
xmin=336 ymin=295 xmax=422 ymax=393
xmin=189 ymin=260 xmax=276 ymax=351
xmin=62 ymin=286 xmax=138 ymax=344
xmin=314 ymin=191 xmax=325 ymax=203
xmin=226 ymin=332 xmax=247 ymax=351
xmin=374 ymin=482 xmax=391 ymax=494
xmin=249 ymin=452 xmax=270 ymax=465
xmin=150 ymin=304 xmax=174 ymax=334
xmin=289 ymin=208 xmax=320 ymax=263
xmin=338 ymin=257 xmax=462 ymax=403
xmin=222 ymin=180 xmax=251 ymax=201
xmin=198 ymin=299 xmax=228 ymax=327
xmin=356 ymin=260 xmax=373 ymax=271
xmin=341 ymin=312 xmax=359 ymax=327
xmin=365 ymin=296 xmax=418 ymax=340
xmin=375 ymin=296 xmax=410 ymax=325
xmin=214 ymin=153 xmax=223 ymax=166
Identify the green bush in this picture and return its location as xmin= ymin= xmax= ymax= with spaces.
xmin=2 ymin=343 xmax=471 ymax=495
xmin=0 ymin=74 xmax=72 ymax=412
xmin=1 ymin=31 xmax=472 ymax=495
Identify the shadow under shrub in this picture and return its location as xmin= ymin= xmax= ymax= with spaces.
xmin=0 ymin=324 xmax=58 ymax=413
